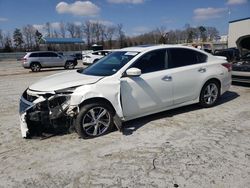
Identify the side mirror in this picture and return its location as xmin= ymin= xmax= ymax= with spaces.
xmin=126 ymin=67 xmax=141 ymax=77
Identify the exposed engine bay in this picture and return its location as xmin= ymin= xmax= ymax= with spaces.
xmin=19 ymin=89 xmax=78 ymax=138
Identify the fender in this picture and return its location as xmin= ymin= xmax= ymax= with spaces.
xmin=69 ymin=77 xmax=124 ymax=120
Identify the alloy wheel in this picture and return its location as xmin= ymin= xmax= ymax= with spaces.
xmin=82 ymin=107 xmax=111 ymax=136
xmin=203 ymin=83 xmax=218 ymax=105
xmin=31 ymin=64 xmax=40 ymax=72
xmin=65 ymin=61 xmax=75 ymax=69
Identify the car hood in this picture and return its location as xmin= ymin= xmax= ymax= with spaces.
xmin=29 ymin=70 xmax=103 ymax=92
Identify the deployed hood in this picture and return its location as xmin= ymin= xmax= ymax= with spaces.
xmin=29 ymin=70 xmax=103 ymax=92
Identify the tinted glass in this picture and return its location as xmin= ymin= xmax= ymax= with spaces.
xmin=39 ymin=52 xmax=58 ymax=57
xmin=29 ymin=53 xmax=39 ymax=57
xmin=39 ymin=52 xmax=49 ymax=57
xmin=196 ymin=51 xmax=208 ymax=63
xmin=49 ymin=52 xmax=58 ymax=57
xmin=168 ymin=48 xmax=206 ymax=68
xmin=81 ymin=51 xmax=139 ymax=76
xmin=131 ymin=49 xmax=167 ymax=74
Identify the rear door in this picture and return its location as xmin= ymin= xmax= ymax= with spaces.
xmin=38 ymin=52 xmax=50 ymax=67
xmin=120 ymin=49 xmax=173 ymax=119
xmin=167 ymin=48 xmax=208 ymax=104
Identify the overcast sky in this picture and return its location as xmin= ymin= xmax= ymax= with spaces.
xmin=0 ymin=0 xmax=249 ymax=36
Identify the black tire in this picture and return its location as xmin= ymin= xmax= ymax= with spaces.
xmin=30 ymin=62 xmax=41 ymax=72
xmin=93 ymin=59 xmax=99 ymax=63
xmin=200 ymin=80 xmax=220 ymax=108
xmin=75 ymin=102 xmax=115 ymax=139
xmin=64 ymin=61 xmax=75 ymax=69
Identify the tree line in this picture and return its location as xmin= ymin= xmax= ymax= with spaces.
xmin=0 ymin=21 xmax=219 ymax=52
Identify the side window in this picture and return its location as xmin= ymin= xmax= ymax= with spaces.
xmin=132 ymin=49 xmax=167 ymax=74
xmin=39 ymin=52 xmax=47 ymax=57
xmin=29 ymin=53 xmax=39 ymax=57
xmin=196 ymin=51 xmax=207 ymax=63
xmin=92 ymin=52 xmax=99 ymax=55
xmin=49 ymin=52 xmax=58 ymax=57
xmin=168 ymin=48 xmax=206 ymax=68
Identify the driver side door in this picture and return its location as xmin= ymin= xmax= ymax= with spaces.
xmin=120 ymin=49 xmax=173 ymax=119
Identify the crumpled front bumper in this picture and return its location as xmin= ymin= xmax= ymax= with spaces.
xmin=19 ymin=97 xmax=33 ymax=138
xmin=19 ymin=92 xmax=75 ymax=138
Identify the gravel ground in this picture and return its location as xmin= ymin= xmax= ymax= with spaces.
xmin=0 ymin=60 xmax=249 ymax=188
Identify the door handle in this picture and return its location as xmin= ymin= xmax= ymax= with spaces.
xmin=162 ymin=75 xmax=172 ymax=81
xmin=198 ymin=68 xmax=206 ymax=73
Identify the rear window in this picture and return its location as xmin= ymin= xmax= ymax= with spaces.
xmin=39 ymin=52 xmax=58 ymax=57
xmin=168 ymin=48 xmax=207 ymax=68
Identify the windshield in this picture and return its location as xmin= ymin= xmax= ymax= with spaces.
xmin=81 ymin=51 xmax=139 ymax=76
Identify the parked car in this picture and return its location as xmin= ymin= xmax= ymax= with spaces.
xmin=239 ymin=52 xmax=250 ymax=61
xmin=74 ymin=53 xmax=82 ymax=60
xmin=213 ymin=48 xmax=240 ymax=62
xmin=21 ymin=51 xmax=78 ymax=72
xmin=82 ymin=50 xmax=112 ymax=65
xmin=19 ymin=45 xmax=231 ymax=139
xmin=232 ymin=52 xmax=250 ymax=83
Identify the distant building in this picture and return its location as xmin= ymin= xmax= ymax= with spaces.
xmin=228 ymin=17 xmax=250 ymax=54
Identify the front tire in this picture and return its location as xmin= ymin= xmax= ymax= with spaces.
xmin=200 ymin=81 xmax=220 ymax=108
xmin=75 ymin=103 xmax=115 ymax=139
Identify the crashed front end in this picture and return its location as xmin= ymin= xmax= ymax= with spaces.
xmin=19 ymin=88 xmax=77 ymax=138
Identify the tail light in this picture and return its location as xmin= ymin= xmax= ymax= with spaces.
xmin=222 ymin=63 xmax=232 ymax=72
xmin=21 ymin=58 xmax=27 ymax=63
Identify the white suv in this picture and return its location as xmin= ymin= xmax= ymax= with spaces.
xmin=19 ymin=45 xmax=231 ymax=139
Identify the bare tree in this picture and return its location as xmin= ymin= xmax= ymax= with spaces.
xmin=82 ymin=21 xmax=92 ymax=48
xmin=67 ymin=22 xmax=77 ymax=38
xmin=105 ymin=26 xmax=116 ymax=48
xmin=0 ymin=29 xmax=4 ymax=48
xmin=22 ymin=25 xmax=36 ymax=50
xmin=45 ymin=22 xmax=51 ymax=37
xmin=3 ymin=33 xmax=13 ymax=52
xmin=59 ymin=21 xmax=66 ymax=38
xmin=75 ymin=25 xmax=82 ymax=38
xmin=53 ymin=30 xmax=59 ymax=38
xmin=116 ymin=24 xmax=125 ymax=48
xmin=92 ymin=22 xmax=101 ymax=43
xmin=206 ymin=27 xmax=219 ymax=41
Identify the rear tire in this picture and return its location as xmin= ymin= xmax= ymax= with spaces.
xmin=75 ymin=102 xmax=115 ymax=139
xmin=64 ymin=61 xmax=75 ymax=69
xmin=30 ymin=62 xmax=41 ymax=72
xmin=200 ymin=80 xmax=220 ymax=108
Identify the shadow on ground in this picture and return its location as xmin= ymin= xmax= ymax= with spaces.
xmin=232 ymin=81 xmax=250 ymax=88
xmin=122 ymin=91 xmax=239 ymax=136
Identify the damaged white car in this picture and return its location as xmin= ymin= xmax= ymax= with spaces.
xmin=19 ymin=45 xmax=232 ymax=139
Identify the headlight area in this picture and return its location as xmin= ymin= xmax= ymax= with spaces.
xmin=20 ymin=89 xmax=76 ymax=138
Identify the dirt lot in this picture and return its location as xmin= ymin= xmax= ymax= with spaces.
xmin=0 ymin=60 xmax=250 ymax=188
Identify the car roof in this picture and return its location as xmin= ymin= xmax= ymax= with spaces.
xmin=27 ymin=51 xmax=58 ymax=54
xmin=117 ymin=44 xmax=207 ymax=53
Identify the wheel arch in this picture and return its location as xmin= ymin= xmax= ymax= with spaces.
xmin=30 ymin=61 xmax=41 ymax=68
xmin=79 ymin=97 xmax=116 ymax=114
xmin=200 ymin=78 xmax=221 ymax=100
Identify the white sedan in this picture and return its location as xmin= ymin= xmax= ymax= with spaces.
xmin=19 ymin=45 xmax=231 ymax=139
